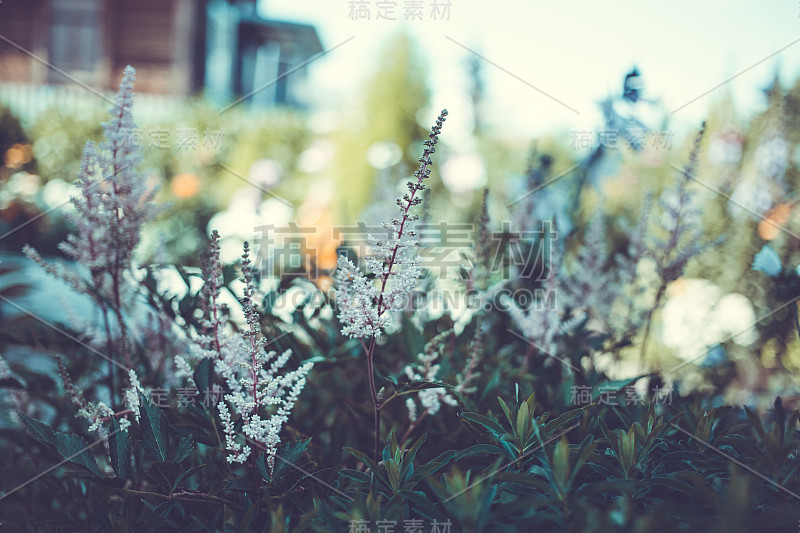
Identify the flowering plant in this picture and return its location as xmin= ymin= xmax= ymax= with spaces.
xmin=24 ymin=65 xmax=155 ymax=431
xmin=181 ymin=235 xmax=314 ymax=473
xmin=334 ymin=109 xmax=447 ymax=459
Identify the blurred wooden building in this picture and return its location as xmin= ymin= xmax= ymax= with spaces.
xmin=0 ymin=0 xmax=322 ymax=108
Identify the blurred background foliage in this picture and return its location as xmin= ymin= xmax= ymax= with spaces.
xmin=1 ymin=28 xmax=799 ymax=455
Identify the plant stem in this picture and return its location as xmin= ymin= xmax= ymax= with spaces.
xmin=365 ymin=337 xmax=381 ymax=461
xmin=99 ymin=300 xmax=116 ymax=402
xmin=521 ymin=343 xmax=535 ymax=375
xmin=639 ymin=281 xmax=667 ymax=371
xmin=563 ymin=497 xmax=573 ymax=533
xmin=349 ymin=110 xmax=446 ymax=462
xmin=110 ymin=175 xmax=132 ymax=370
xmin=400 ymin=409 xmax=427 ymax=446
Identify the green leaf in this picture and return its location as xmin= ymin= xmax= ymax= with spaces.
xmin=19 ymin=412 xmax=103 ymax=477
xmin=145 ymin=461 xmax=182 ymax=492
xmin=345 ymin=447 xmax=381 ymax=474
xmin=516 ymin=401 xmax=530 ymax=441
xmin=497 ymin=397 xmax=515 ymax=429
xmin=240 ymin=498 xmax=262 ymax=530
xmin=172 ymin=435 xmax=195 ymax=463
xmin=495 ymin=471 xmax=554 ymax=494
xmin=744 ymin=407 xmax=765 ymax=439
xmin=400 ymin=434 xmax=427 ymax=481
xmin=338 ymin=469 xmax=371 ymax=483
xmin=193 ymin=358 xmax=213 ymax=402
xmin=149 ymin=500 xmax=178 ymax=520
xmin=391 ymin=379 xmax=454 ymax=397
xmin=173 ymin=463 xmax=206 ymax=491
xmin=542 ymin=408 xmax=584 ymax=439
xmin=108 ymin=417 xmax=131 ymax=479
xmin=256 ymin=453 xmax=271 ymax=484
xmin=408 ymin=450 xmax=458 ymax=484
xmin=139 ymin=391 xmax=169 ymax=462
xmin=460 ymin=411 xmax=506 ymax=437
xmin=454 ymin=443 xmax=508 ymax=461
xmin=524 ymin=392 xmax=536 ymax=418
xmin=551 ymin=436 xmax=570 ymax=497
xmin=568 ymin=435 xmax=596 ymax=488
xmin=271 ymin=439 xmax=311 ymax=483
xmin=598 ymin=417 xmax=615 ymax=444
xmin=385 ymin=458 xmax=401 ymax=492
xmin=402 ymin=489 xmax=443 ymax=517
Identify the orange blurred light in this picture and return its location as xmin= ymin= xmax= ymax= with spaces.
xmin=4 ymin=143 xmax=32 ymax=168
xmin=296 ymin=197 xmax=342 ymax=280
xmin=757 ymin=203 xmax=793 ymax=241
xmin=171 ymin=173 xmax=201 ymax=198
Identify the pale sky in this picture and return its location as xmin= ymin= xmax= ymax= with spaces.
xmin=259 ymin=0 xmax=800 ymax=141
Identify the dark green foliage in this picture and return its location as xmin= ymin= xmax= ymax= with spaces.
xmin=10 ymin=314 xmax=797 ymax=532
xmin=109 ymin=417 xmax=131 ymax=478
xmin=139 ymin=390 xmax=170 ymax=462
xmin=3 ymin=229 xmax=799 ymax=532
xmin=18 ymin=412 xmax=104 ymax=478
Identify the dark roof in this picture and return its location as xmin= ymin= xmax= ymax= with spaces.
xmin=238 ymin=15 xmax=323 ymax=56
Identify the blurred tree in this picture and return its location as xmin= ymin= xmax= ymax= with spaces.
xmin=331 ymin=32 xmax=431 ymax=222
xmin=467 ymin=53 xmax=485 ymax=135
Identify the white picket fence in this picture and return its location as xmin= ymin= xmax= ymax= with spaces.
xmin=0 ymin=82 xmax=190 ymax=126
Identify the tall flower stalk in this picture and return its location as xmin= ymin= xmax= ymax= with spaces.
xmin=222 ymin=243 xmax=314 ymax=471
xmin=24 ymin=65 xmax=157 ymax=406
xmin=180 ymin=237 xmax=314 ymax=473
xmin=638 ymin=123 xmax=718 ymax=367
xmin=335 ymin=109 xmax=448 ymax=459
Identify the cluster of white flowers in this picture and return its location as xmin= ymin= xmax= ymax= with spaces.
xmin=334 ymin=110 xmax=448 ymax=339
xmin=564 ymin=212 xmax=616 ymax=318
xmin=89 ymin=372 xmax=144 ymax=432
xmin=61 ymin=359 xmax=144 ymax=433
xmin=0 ymin=354 xmax=27 ymax=426
xmin=80 ymin=402 xmax=116 ymax=433
xmin=26 ymin=66 xmax=158 ymax=430
xmin=217 ymin=343 xmax=313 ymax=471
xmin=26 ymin=66 xmax=157 ymax=297
xmin=64 ymin=66 xmax=157 ymax=271
xmin=334 ymin=256 xmax=391 ymax=338
xmin=504 ymin=241 xmax=571 ymax=361
xmin=218 ymin=350 xmax=313 ymax=470
xmin=176 ymin=230 xmax=230 ymax=382
xmin=181 ymin=240 xmax=314 ymax=474
xmin=562 ymin=211 xmax=635 ymax=338
xmin=122 ymin=368 xmax=145 ymax=428
xmin=755 ymin=133 xmax=788 ymax=179
xmin=403 ymin=329 xmax=457 ymax=422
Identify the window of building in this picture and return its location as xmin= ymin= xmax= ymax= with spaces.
xmin=48 ymin=0 xmax=101 ymax=81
